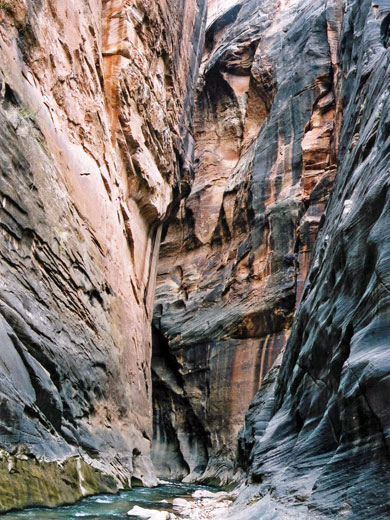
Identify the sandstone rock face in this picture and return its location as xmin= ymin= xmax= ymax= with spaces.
xmin=0 ymin=0 xmax=206 ymax=511
xmin=153 ymin=0 xmax=338 ymax=484
xmin=236 ymin=0 xmax=390 ymax=518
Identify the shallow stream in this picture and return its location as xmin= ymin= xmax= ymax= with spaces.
xmin=1 ymin=482 xmax=218 ymax=519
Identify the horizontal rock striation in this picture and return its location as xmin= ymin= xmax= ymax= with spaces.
xmin=153 ymin=0 xmax=338 ymax=484
xmin=0 ymin=0 xmax=206 ymax=511
xmin=236 ymin=0 xmax=390 ymax=518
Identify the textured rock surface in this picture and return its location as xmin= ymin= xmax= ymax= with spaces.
xmin=0 ymin=448 xmax=117 ymax=512
xmin=0 ymin=0 xmax=206 ymax=511
xmin=2 ymin=0 xmax=390 ymax=516
xmin=236 ymin=0 xmax=390 ymax=518
xmin=153 ymin=0 xmax=338 ymax=484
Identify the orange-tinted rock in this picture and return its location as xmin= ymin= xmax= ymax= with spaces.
xmin=0 ymin=0 xmax=206 ymax=510
xmin=153 ymin=0 xmax=338 ymax=484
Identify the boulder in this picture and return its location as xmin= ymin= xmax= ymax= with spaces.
xmin=127 ymin=505 xmax=170 ymax=520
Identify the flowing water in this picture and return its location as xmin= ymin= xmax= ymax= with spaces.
xmin=1 ymin=482 xmax=218 ymax=519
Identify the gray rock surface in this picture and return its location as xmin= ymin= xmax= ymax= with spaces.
xmin=237 ymin=0 xmax=390 ymax=518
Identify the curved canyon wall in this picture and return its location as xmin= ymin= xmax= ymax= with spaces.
xmin=0 ymin=0 xmax=206 ymax=512
xmin=1 ymin=0 xmax=390 ymax=517
xmin=234 ymin=0 xmax=390 ymax=518
xmin=153 ymin=0 xmax=340 ymax=485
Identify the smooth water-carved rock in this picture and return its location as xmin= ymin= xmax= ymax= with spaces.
xmin=236 ymin=0 xmax=390 ymax=518
xmin=0 ymin=0 xmax=206 ymax=511
xmin=153 ymin=0 xmax=338 ymax=484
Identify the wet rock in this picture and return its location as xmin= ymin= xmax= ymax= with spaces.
xmin=127 ymin=506 xmax=170 ymax=520
xmin=0 ymin=448 xmax=117 ymax=512
xmin=172 ymin=497 xmax=189 ymax=507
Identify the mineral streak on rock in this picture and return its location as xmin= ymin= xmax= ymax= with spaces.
xmin=236 ymin=0 xmax=390 ymax=518
xmin=153 ymin=0 xmax=339 ymax=484
xmin=0 ymin=0 xmax=206 ymax=511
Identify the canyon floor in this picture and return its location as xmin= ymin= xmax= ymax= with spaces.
xmin=0 ymin=483 xmax=233 ymax=520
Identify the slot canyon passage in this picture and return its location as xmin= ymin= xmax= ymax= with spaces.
xmin=1 ymin=0 xmax=390 ymax=518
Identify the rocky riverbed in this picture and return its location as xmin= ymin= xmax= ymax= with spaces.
xmin=0 ymin=483 xmax=234 ymax=520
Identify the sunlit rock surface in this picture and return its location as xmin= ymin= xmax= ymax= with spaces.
xmin=153 ymin=0 xmax=338 ymax=484
xmin=0 ymin=0 xmax=206 ymax=511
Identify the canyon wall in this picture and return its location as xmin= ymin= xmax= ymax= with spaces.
xmin=234 ymin=0 xmax=390 ymax=518
xmin=0 ymin=0 xmax=206 ymax=512
xmin=153 ymin=0 xmax=339 ymax=485
xmin=2 ymin=0 xmax=389 ymax=516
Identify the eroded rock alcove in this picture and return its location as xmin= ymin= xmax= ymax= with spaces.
xmin=152 ymin=0 xmax=338 ymax=486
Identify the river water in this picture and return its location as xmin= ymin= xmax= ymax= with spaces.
xmin=2 ymin=482 xmax=218 ymax=519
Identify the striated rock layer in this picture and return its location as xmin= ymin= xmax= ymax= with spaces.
xmin=235 ymin=0 xmax=390 ymax=518
xmin=0 ymin=0 xmax=206 ymax=512
xmin=153 ymin=0 xmax=339 ymax=484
